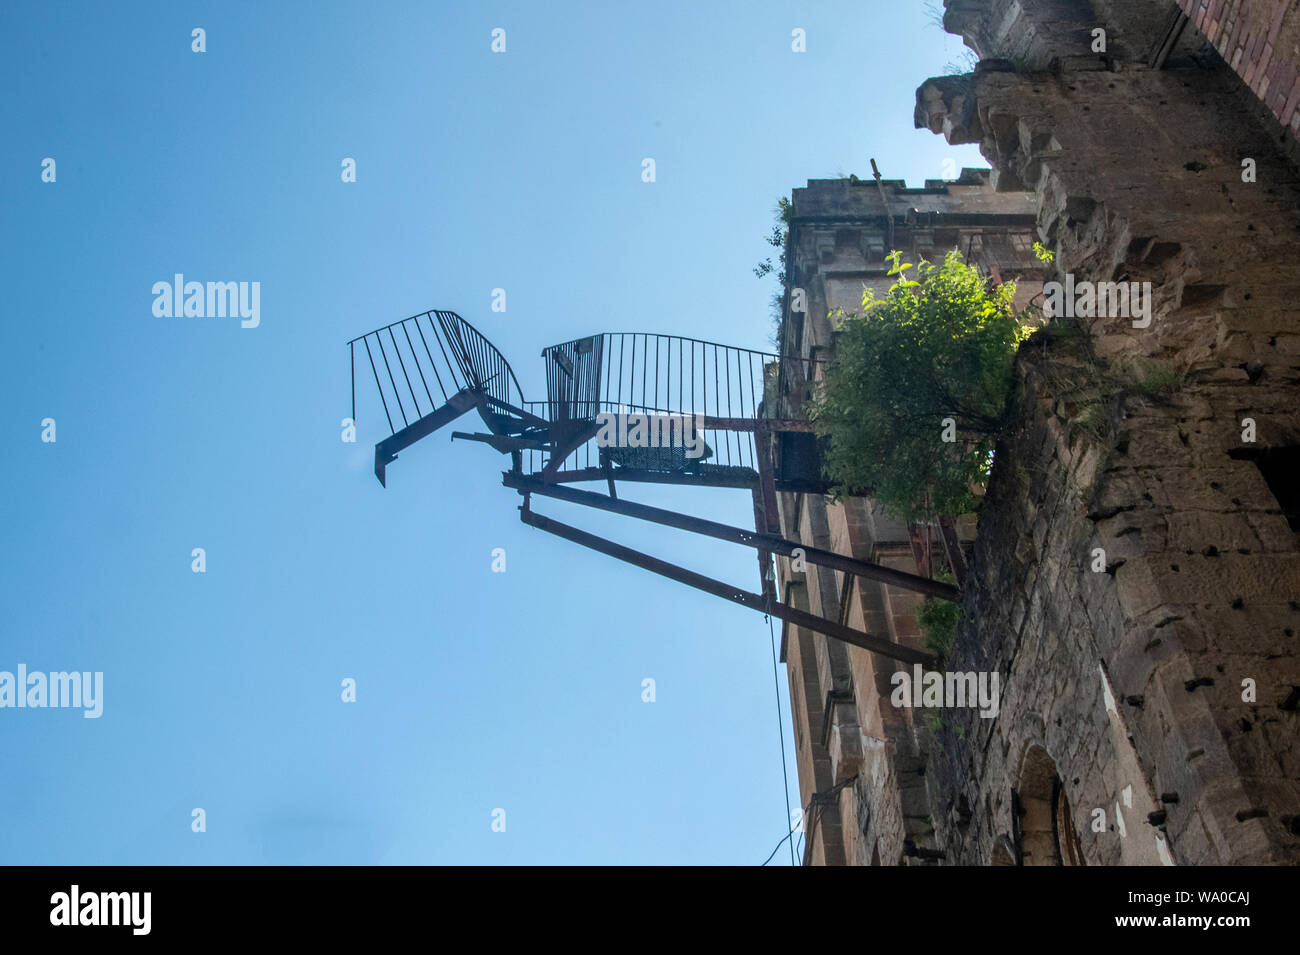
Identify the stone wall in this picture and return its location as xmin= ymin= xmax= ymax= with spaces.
xmin=914 ymin=0 xmax=1300 ymax=864
xmin=775 ymin=175 xmax=1046 ymax=864
xmin=942 ymin=0 xmax=1208 ymax=70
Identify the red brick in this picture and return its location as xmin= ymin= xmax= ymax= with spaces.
xmin=1252 ymin=21 xmax=1269 ymax=60
xmin=1241 ymin=33 xmax=1258 ymax=85
xmin=1257 ymin=43 xmax=1276 ymax=97
xmin=1267 ymin=65 xmax=1288 ymax=112
xmin=1271 ymin=64 xmax=1291 ymax=112
xmin=1243 ymin=23 xmax=1258 ymax=56
xmin=1225 ymin=11 xmax=1246 ymax=61
xmin=1269 ymin=0 xmax=1288 ymax=44
xmin=1281 ymin=74 xmax=1300 ymax=126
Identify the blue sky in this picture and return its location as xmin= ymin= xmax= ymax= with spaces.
xmin=0 ymin=1 xmax=983 ymax=864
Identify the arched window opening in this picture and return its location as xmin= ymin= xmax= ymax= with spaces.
xmin=1013 ymin=744 xmax=1084 ymax=866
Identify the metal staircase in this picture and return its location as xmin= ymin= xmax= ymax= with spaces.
xmin=348 ymin=309 xmax=953 ymax=664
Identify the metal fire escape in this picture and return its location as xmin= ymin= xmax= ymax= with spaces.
xmin=348 ymin=309 xmax=953 ymax=665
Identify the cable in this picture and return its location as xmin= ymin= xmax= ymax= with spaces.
xmin=788 ymin=775 xmax=861 ymax=866
xmin=760 ymin=825 xmax=797 ymax=867
xmin=765 ymin=607 xmax=797 ymax=867
xmin=761 ymin=789 xmax=822 ymax=867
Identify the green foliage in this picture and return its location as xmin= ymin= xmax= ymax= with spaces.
xmin=1072 ymin=399 xmax=1110 ymax=444
xmin=1130 ymin=357 xmax=1183 ymax=397
xmin=813 ymin=251 xmax=1034 ymax=520
xmin=919 ymin=589 xmax=961 ymax=657
xmin=754 ymin=197 xmax=791 ymax=280
xmin=1032 ymin=241 xmax=1055 ymax=263
xmin=758 ymin=196 xmax=794 ymax=346
xmin=943 ymin=49 xmax=981 ymax=75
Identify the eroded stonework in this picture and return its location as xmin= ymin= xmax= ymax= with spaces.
xmin=779 ymin=0 xmax=1300 ymax=865
xmin=774 ymin=174 xmax=1047 ymax=865
xmin=912 ymin=0 xmax=1300 ymax=866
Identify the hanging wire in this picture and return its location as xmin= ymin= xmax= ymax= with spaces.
xmin=765 ymin=585 xmax=797 ymax=867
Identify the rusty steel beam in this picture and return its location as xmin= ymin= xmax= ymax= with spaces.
xmin=695 ymin=415 xmax=816 ymax=433
xmin=754 ymin=419 xmax=781 ymax=535
xmin=751 ymin=486 xmax=776 ymax=603
xmin=374 ymin=389 xmax=479 ymax=486
xmin=504 ymin=473 xmax=961 ymax=602
xmin=539 ymin=466 xmax=759 ymax=489
xmin=519 ymin=504 xmax=937 ymax=666
xmin=534 ymin=465 xmax=837 ymax=495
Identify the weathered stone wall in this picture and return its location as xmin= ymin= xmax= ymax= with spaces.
xmin=943 ymin=0 xmax=1208 ymax=70
xmin=943 ymin=0 xmax=1300 ymax=151
xmin=776 ymin=175 xmax=1046 ymax=864
xmin=915 ymin=2 xmax=1300 ymax=865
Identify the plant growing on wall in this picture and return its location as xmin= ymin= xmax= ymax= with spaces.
xmin=919 ymin=580 xmax=962 ymax=657
xmin=755 ymin=197 xmax=794 ymax=348
xmin=813 ymin=250 xmax=1035 ymax=520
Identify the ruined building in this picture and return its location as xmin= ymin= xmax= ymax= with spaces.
xmin=772 ymin=172 xmax=1046 ymax=864
xmin=777 ymin=0 xmax=1300 ymax=865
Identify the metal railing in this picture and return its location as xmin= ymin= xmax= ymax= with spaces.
xmin=530 ymin=332 xmax=821 ymax=476
xmin=348 ymin=310 xmax=527 ymax=436
xmin=348 ymin=312 xmax=822 ymax=485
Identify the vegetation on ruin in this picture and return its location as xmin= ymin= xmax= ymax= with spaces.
xmin=918 ymin=572 xmax=961 ymax=658
xmin=755 ymin=197 xmax=794 ymax=348
xmin=1034 ymin=316 xmax=1186 ymax=451
xmin=812 ymin=250 xmax=1035 ymax=520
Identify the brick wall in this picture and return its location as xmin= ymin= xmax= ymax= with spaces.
xmin=1176 ymin=1 xmax=1300 ymax=133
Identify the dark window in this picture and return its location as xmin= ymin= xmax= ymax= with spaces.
xmin=933 ymin=227 xmax=959 ymax=249
xmin=778 ymin=431 xmax=827 ymax=486
xmin=1229 ymin=446 xmax=1300 ymax=533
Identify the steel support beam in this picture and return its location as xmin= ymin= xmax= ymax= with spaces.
xmin=537 ymin=466 xmax=759 ymax=490
xmin=534 ymin=465 xmax=837 ymax=495
xmin=519 ymin=504 xmax=936 ymax=666
xmin=695 ymin=415 xmax=815 ymax=433
xmin=374 ymin=389 xmax=479 ymax=486
xmin=751 ymin=487 xmax=776 ymax=603
xmin=504 ymin=472 xmax=960 ymax=602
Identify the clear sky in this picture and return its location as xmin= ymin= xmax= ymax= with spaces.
xmin=0 ymin=1 xmax=984 ymax=864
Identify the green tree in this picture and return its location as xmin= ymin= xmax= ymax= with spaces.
xmin=813 ymin=250 xmax=1033 ymax=520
